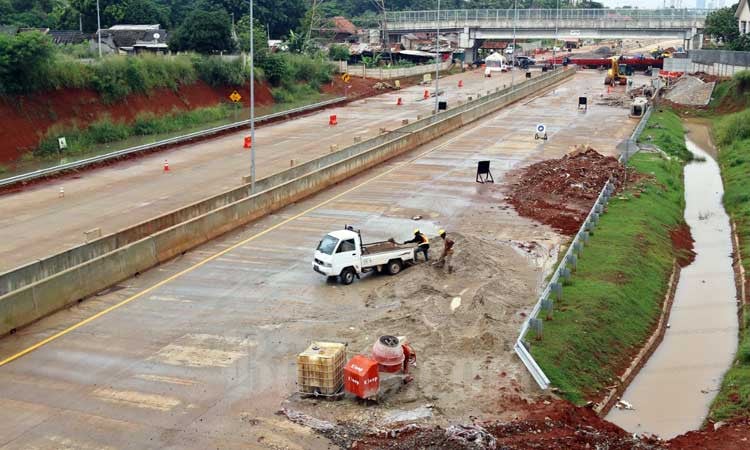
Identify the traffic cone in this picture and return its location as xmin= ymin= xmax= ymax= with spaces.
xmin=163 ymin=159 xmax=170 ymax=172
xmin=243 ymin=136 xmax=252 ymax=149
xmin=396 ymin=97 xmax=403 ymax=106
xmin=458 ymin=80 xmax=463 ymax=88
xmin=423 ymin=90 xmax=430 ymax=100
xmin=329 ymin=114 xmax=337 ymax=126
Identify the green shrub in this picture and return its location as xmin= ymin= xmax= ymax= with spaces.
xmin=734 ymin=70 xmax=750 ymax=92
xmin=87 ymin=116 xmax=129 ymax=143
xmin=257 ymin=52 xmax=289 ymax=86
xmin=328 ymin=44 xmax=350 ymax=61
xmin=194 ymin=56 xmax=246 ymax=87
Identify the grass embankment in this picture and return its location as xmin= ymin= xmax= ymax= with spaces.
xmin=708 ymin=70 xmax=750 ymax=113
xmin=531 ymin=110 xmax=690 ymax=405
xmin=708 ymin=104 xmax=750 ymax=422
xmin=639 ymin=108 xmax=691 ymax=161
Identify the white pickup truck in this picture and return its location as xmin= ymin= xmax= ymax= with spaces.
xmin=312 ymin=228 xmax=417 ymax=285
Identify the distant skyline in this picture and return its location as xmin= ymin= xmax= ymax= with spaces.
xmin=600 ymin=0 xmax=726 ymax=7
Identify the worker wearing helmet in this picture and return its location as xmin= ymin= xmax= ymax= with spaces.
xmin=435 ymin=229 xmax=455 ymax=273
xmin=403 ymin=229 xmax=430 ymax=262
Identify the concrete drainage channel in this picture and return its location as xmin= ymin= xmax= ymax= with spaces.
xmin=514 ymin=105 xmax=653 ymax=390
xmin=0 ymin=97 xmax=346 ymax=189
xmin=0 ymin=68 xmax=573 ymax=336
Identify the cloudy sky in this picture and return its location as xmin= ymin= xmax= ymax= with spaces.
xmin=600 ymin=0 xmax=725 ymax=7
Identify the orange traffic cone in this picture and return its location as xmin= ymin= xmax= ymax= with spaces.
xmin=163 ymin=159 xmax=170 ymax=172
xmin=423 ymin=90 xmax=429 ymax=100
xmin=329 ymin=114 xmax=338 ymax=126
xmin=396 ymin=97 xmax=403 ymax=106
xmin=243 ymin=136 xmax=252 ymax=149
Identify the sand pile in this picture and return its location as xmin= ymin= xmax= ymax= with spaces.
xmin=507 ymin=147 xmax=629 ymax=235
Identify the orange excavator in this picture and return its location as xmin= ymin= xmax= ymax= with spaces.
xmin=604 ymin=56 xmax=627 ymax=86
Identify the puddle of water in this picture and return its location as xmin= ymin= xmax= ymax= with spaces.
xmin=606 ymin=135 xmax=739 ymax=439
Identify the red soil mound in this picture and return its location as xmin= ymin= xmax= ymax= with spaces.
xmin=670 ymin=223 xmax=696 ymax=267
xmin=0 ymin=80 xmax=273 ymax=163
xmin=507 ymin=147 xmax=629 ymax=235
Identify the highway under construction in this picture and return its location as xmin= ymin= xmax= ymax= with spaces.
xmin=0 ymin=69 xmax=645 ymax=448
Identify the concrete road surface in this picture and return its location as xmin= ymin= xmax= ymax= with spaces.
xmin=0 ymin=72 xmax=640 ymax=449
xmin=0 ymin=68 xmax=525 ymax=273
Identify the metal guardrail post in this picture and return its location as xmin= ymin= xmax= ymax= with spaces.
xmin=514 ymin=104 xmax=654 ymax=390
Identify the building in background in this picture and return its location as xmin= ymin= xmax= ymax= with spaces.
xmin=737 ymin=0 xmax=750 ymax=35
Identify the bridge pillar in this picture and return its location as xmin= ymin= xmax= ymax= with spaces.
xmin=459 ymin=27 xmax=478 ymax=64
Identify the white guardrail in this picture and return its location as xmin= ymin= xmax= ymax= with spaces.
xmin=0 ymin=97 xmax=346 ymax=189
xmin=514 ymin=105 xmax=653 ymax=390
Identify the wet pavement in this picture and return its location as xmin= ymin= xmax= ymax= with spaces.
xmin=0 ymin=72 xmax=640 ymax=448
xmin=0 ymin=68 xmax=523 ymax=273
xmin=607 ymin=133 xmax=739 ymax=439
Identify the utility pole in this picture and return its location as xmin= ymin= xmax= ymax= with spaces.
xmin=250 ymin=0 xmax=256 ymax=193
xmin=96 ymin=0 xmax=102 ymax=58
xmin=434 ymin=0 xmax=441 ymax=114
xmin=371 ymin=0 xmax=392 ymax=65
xmin=511 ymin=0 xmax=517 ymax=89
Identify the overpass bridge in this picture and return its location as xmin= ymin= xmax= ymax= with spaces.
xmin=385 ymin=8 xmax=709 ymax=62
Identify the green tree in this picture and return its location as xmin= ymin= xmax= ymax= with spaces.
xmin=0 ymin=31 xmax=55 ymax=93
xmin=104 ymin=0 xmax=172 ymax=28
xmin=236 ymin=14 xmax=268 ymax=55
xmin=705 ymin=5 xmax=740 ymax=44
xmin=168 ymin=9 xmax=235 ymax=53
xmin=729 ymin=33 xmax=750 ymax=51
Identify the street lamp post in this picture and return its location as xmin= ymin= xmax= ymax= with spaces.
xmin=511 ymin=0 xmax=517 ymax=89
xmin=553 ymin=0 xmax=560 ymax=70
xmin=96 ymin=0 xmax=102 ymax=58
xmin=250 ymin=0 xmax=256 ymax=193
xmin=434 ymin=0 xmax=441 ymax=114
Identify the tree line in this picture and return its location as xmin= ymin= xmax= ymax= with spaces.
xmin=3 ymin=0 xmax=601 ymax=38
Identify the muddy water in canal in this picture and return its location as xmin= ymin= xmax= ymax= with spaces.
xmin=606 ymin=126 xmax=739 ymax=439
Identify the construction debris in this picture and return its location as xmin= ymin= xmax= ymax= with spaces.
xmin=616 ymin=400 xmax=636 ymax=410
xmin=373 ymin=81 xmax=396 ymax=90
xmin=665 ymin=75 xmax=715 ymax=106
xmin=445 ymin=424 xmax=498 ymax=449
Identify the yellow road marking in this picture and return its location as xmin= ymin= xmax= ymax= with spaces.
xmin=0 ymin=121 xmax=478 ymax=368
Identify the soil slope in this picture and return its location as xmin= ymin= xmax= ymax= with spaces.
xmin=0 ymin=80 xmax=273 ymax=163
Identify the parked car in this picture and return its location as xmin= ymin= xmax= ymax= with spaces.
xmin=514 ymin=56 xmax=536 ymax=68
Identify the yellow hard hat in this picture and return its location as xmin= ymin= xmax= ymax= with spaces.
xmin=414 ymin=228 xmax=420 ymax=234
xmin=439 ymin=229 xmax=446 ymax=236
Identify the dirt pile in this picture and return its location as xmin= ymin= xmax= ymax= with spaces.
xmin=284 ymin=233 xmax=542 ymax=433
xmin=507 ymin=147 xmax=629 ymax=235
xmin=352 ymin=398 xmax=663 ymax=449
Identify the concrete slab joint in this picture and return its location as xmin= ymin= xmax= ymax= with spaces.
xmin=0 ymin=69 xmax=573 ymax=337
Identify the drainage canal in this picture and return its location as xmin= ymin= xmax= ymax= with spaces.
xmin=606 ymin=129 xmax=739 ymax=438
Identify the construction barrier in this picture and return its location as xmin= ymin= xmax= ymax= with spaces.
xmin=0 ymin=69 xmax=572 ymax=336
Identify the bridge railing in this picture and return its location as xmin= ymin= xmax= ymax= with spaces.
xmin=386 ymin=8 xmax=710 ymax=24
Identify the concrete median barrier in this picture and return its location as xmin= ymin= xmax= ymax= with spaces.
xmin=0 ymin=68 xmax=573 ymax=336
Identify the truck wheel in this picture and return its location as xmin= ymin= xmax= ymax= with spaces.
xmin=387 ymin=259 xmax=402 ymax=275
xmin=340 ymin=267 xmax=355 ymax=285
